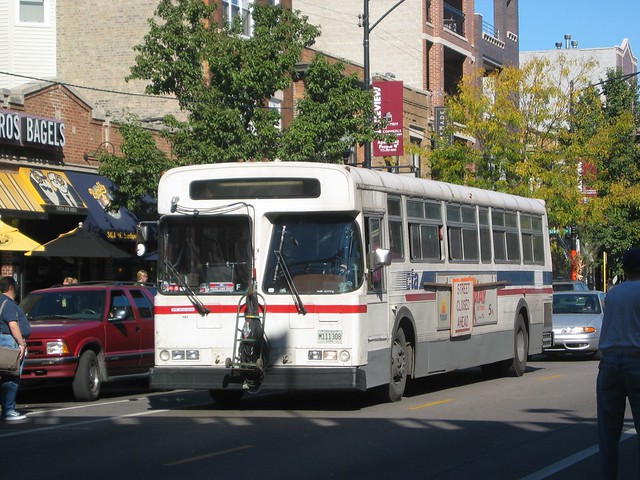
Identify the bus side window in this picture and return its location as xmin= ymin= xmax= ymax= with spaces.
xmin=365 ymin=216 xmax=384 ymax=292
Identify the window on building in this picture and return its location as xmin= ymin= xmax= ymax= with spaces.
xmin=222 ymin=0 xmax=252 ymax=37
xmin=19 ymin=0 xmax=44 ymax=23
xmin=269 ymin=97 xmax=282 ymax=131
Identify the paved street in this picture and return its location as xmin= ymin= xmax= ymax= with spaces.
xmin=1 ymin=355 xmax=637 ymax=479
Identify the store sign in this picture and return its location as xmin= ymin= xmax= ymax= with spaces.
xmin=0 ymin=109 xmax=65 ymax=150
xmin=372 ymin=81 xmax=404 ymax=156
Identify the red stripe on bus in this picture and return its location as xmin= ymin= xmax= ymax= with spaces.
xmin=497 ymin=287 xmax=553 ymax=295
xmin=405 ymin=292 xmax=436 ymax=302
xmin=155 ymin=304 xmax=367 ymax=315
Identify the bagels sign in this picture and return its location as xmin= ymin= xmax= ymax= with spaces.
xmin=0 ymin=109 xmax=65 ymax=150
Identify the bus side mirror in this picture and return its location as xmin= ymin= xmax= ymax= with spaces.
xmin=136 ymin=225 xmax=149 ymax=257
xmin=371 ymin=248 xmax=391 ymax=270
xmin=136 ymin=221 xmax=158 ymax=257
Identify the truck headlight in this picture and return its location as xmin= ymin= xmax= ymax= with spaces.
xmin=46 ymin=341 xmax=69 ymax=355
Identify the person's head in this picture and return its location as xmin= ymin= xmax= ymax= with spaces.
xmin=136 ymin=270 xmax=148 ymax=282
xmin=0 ymin=276 xmax=17 ymax=297
xmin=622 ymin=247 xmax=640 ymax=280
xmin=63 ymin=277 xmax=77 ymax=285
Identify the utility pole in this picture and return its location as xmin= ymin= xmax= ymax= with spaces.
xmin=360 ymin=0 xmax=407 ymax=169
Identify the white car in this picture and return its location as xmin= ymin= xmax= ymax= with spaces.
xmin=545 ymin=291 xmax=606 ymax=358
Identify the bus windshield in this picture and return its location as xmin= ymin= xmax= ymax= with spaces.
xmin=263 ymin=214 xmax=364 ymax=294
xmin=160 ymin=215 xmax=252 ymax=294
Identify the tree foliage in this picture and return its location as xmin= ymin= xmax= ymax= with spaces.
xmin=430 ymin=55 xmax=640 ymax=281
xmin=99 ymin=1 xmax=381 ymax=218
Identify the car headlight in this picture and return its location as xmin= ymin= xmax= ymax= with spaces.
xmin=46 ymin=341 xmax=70 ymax=355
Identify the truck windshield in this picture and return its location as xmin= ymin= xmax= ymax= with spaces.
xmin=160 ymin=215 xmax=252 ymax=294
xmin=263 ymin=214 xmax=363 ymax=294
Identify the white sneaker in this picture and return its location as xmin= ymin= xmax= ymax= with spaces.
xmin=3 ymin=410 xmax=26 ymax=421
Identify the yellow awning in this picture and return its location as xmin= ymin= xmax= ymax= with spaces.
xmin=19 ymin=167 xmax=87 ymax=215
xmin=0 ymin=218 xmax=40 ymax=251
xmin=0 ymin=171 xmax=46 ymax=217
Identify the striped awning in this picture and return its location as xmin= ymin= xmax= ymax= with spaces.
xmin=0 ymin=170 xmax=46 ymax=218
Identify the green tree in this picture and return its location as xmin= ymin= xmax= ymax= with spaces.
xmin=99 ymin=1 xmax=382 ymax=217
xmin=278 ymin=55 xmax=381 ymax=162
xmin=97 ymin=118 xmax=173 ymax=220
xmin=127 ymin=1 xmax=319 ymax=164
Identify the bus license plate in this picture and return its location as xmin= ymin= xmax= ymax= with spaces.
xmin=318 ymin=330 xmax=342 ymax=343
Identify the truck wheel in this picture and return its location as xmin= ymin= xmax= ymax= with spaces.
xmin=72 ymin=350 xmax=101 ymax=401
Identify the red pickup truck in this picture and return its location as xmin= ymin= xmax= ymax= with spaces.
xmin=20 ymin=282 xmax=155 ymax=401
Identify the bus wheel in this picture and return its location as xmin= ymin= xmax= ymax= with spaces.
xmin=387 ymin=328 xmax=408 ymax=402
xmin=209 ymin=389 xmax=245 ymax=405
xmin=511 ymin=314 xmax=528 ymax=377
xmin=72 ymin=350 xmax=101 ymax=402
xmin=481 ymin=314 xmax=528 ymax=378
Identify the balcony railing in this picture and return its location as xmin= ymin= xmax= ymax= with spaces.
xmin=443 ymin=3 xmax=465 ymax=36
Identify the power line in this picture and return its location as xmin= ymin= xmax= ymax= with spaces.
xmin=0 ymin=71 xmax=178 ymax=100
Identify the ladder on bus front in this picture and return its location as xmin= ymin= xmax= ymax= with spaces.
xmin=225 ymin=291 xmax=267 ymax=391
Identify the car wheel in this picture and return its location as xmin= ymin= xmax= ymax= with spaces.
xmin=72 ymin=350 xmax=101 ymax=402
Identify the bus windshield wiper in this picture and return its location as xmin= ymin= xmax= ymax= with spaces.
xmin=164 ymin=260 xmax=210 ymax=316
xmin=273 ymin=226 xmax=306 ymax=315
xmin=275 ymin=250 xmax=306 ymax=315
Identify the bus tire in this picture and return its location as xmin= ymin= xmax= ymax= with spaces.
xmin=72 ymin=350 xmax=101 ymax=402
xmin=481 ymin=314 xmax=528 ymax=378
xmin=386 ymin=328 xmax=408 ymax=402
xmin=511 ymin=314 xmax=528 ymax=377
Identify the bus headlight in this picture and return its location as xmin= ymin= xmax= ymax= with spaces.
xmin=339 ymin=350 xmax=350 ymax=362
xmin=159 ymin=350 xmax=170 ymax=361
xmin=308 ymin=350 xmax=322 ymax=360
xmin=323 ymin=350 xmax=337 ymax=361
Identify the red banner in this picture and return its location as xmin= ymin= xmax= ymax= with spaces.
xmin=372 ymin=81 xmax=403 ymax=156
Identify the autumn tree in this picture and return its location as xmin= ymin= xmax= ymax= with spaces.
xmin=574 ymin=69 xmax=640 ymax=278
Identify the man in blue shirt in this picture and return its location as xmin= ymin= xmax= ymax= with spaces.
xmin=0 ymin=276 xmax=30 ymax=421
xmin=597 ymin=248 xmax=640 ymax=479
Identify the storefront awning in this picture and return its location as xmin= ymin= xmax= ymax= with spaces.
xmin=64 ymin=171 xmax=138 ymax=241
xmin=0 ymin=170 xmax=47 ymax=218
xmin=20 ymin=167 xmax=87 ymax=215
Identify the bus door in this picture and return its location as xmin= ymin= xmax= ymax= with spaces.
xmin=364 ymin=215 xmax=389 ymax=342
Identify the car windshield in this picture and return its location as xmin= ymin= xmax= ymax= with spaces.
xmin=21 ymin=290 xmax=106 ymax=320
xmin=553 ymin=293 xmax=601 ymax=314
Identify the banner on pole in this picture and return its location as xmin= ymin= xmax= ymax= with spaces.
xmin=372 ymin=81 xmax=404 ymax=157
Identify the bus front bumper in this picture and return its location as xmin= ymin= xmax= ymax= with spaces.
xmin=150 ymin=365 xmax=367 ymax=392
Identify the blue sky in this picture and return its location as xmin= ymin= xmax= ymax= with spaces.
xmin=477 ymin=0 xmax=640 ymax=55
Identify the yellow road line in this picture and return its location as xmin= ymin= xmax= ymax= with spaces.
xmin=535 ymin=374 xmax=562 ymax=381
xmin=409 ymin=398 xmax=453 ymax=410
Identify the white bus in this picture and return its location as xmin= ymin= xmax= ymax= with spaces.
xmin=146 ymin=162 xmax=553 ymax=403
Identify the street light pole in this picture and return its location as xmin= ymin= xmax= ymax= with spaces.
xmin=361 ymin=0 xmax=407 ymax=169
